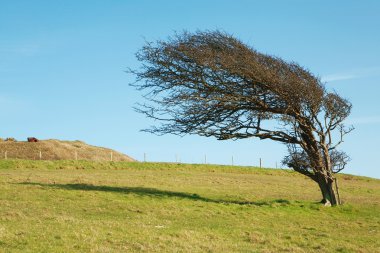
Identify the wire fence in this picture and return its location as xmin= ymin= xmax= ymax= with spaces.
xmin=141 ymin=153 xmax=283 ymax=169
xmin=0 ymin=150 xmax=116 ymax=161
xmin=0 ymin=150 xmax=282 ymax=168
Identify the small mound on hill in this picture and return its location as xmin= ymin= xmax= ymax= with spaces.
xmin=0 ymin=139 xmax=135 ymax=161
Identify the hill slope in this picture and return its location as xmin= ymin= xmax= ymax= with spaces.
xmin=0 ymin=161 xmax=379 ymax=252
xmin=0 ymin=139 xmax=135 ymax=161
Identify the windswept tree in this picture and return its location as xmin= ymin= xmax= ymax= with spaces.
xmin=130 ymin=31 xmax=353 ymax=206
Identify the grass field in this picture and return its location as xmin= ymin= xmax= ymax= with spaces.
xmin=0 ymin=160 xmax=379 ymax=252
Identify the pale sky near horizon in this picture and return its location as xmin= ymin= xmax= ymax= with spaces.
xmin=1 ymin=1 xmax=380 ymax=178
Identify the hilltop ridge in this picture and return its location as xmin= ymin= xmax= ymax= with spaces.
xmin=0 ymin=139 xmax=135 ymax=162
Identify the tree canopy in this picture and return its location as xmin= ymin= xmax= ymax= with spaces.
xmin=130 ymin=30 xmax=353 ymax=206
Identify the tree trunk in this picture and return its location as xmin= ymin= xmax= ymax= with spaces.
xmin=316 ymin=173 xmax=338 ymax=206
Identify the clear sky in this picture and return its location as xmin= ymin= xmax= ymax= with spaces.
xmin=1 ymin=0 xmax=380 ymax=178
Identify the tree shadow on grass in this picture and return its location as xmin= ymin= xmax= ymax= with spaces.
xmin=18 ymin=182 xmax=291 ymax=207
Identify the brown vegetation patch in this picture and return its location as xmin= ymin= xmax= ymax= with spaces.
xmin=0 ymin=139 xmax=135 ymax=162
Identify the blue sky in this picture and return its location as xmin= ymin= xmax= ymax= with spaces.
xmin=1 ymin=0 xmax=380 ymax=178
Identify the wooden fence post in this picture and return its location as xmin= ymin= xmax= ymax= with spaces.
xmin=335 ymin=178 xmax=341 ymax=205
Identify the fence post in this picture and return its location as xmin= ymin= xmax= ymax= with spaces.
xmin=335 ymin=178 xmax=341 ymax=205
xmin=260 ymin=158 xmax=262 ymax=168
xmin=39 ymin=150 xmax=42 ymax=160
xmin=110 ymin=152 xmax=113 ymax=162
xmin=232 ymin=155 xmax=234 ymax=166
xmin=204 ymin=154 xmax=207 ymax=164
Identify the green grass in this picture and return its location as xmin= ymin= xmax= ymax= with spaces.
xmin=0 ymin=160 xmax=379 ymax=252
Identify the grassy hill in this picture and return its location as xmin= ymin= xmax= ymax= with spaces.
xmin=0 ymin=139 xmax=135 ymax=162
xmin=0 ymin=160 xmax=379 ymax=252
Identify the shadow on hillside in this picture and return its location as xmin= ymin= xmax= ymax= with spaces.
xmin=19 ymin=182 xmax=291 ymax=207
